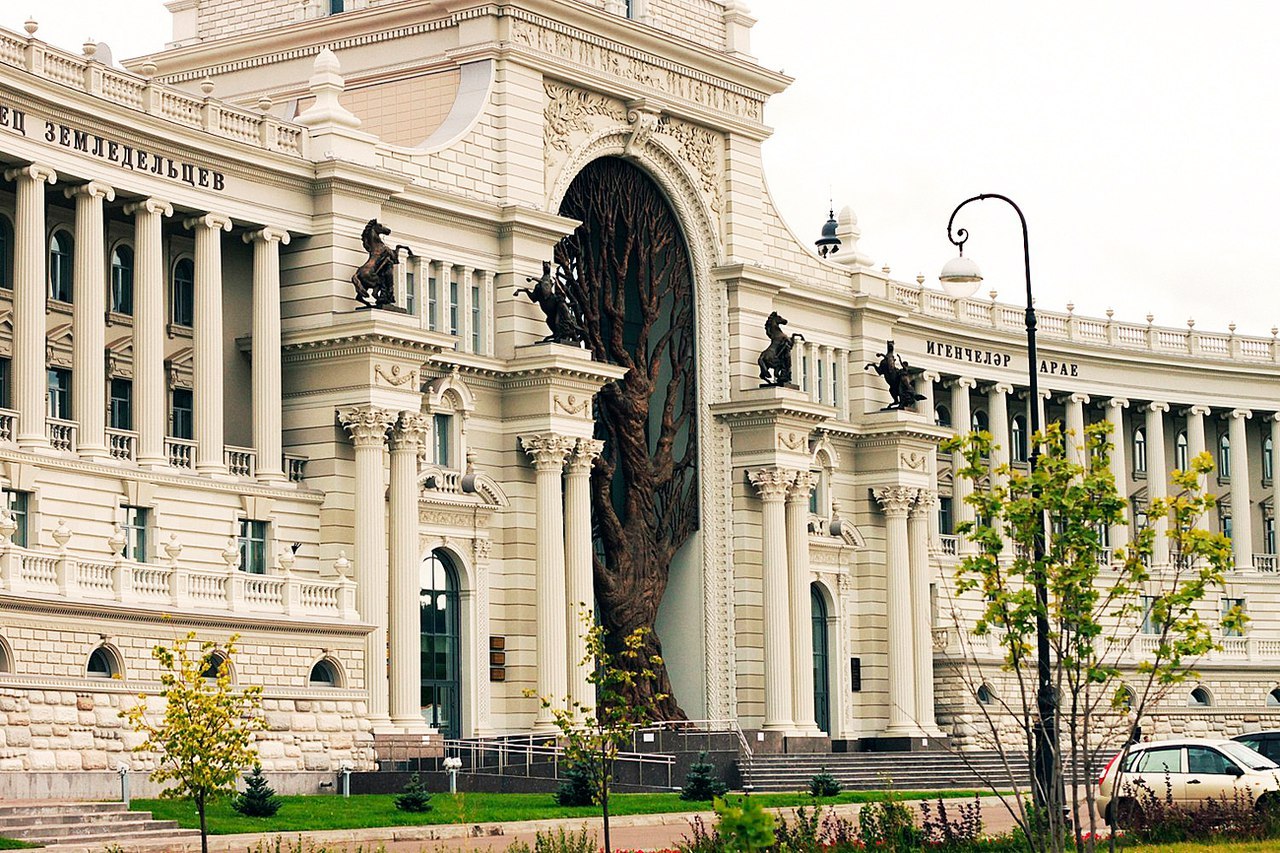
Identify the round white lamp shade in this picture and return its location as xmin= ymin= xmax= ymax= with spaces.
xmin=939 ymin=254 xmax=983 ymax=298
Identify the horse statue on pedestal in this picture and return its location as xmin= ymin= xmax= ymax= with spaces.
xmin=758 ymin=311 xmax=805 ymax=386
xmin=514 ymin=260 xmax=585 ymax=345
xmin=351 ymin=219 xmax=397 ymax=308
xmin=865 ymin=340 xmax=926 ymax=410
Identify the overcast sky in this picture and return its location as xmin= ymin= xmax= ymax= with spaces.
xmin=17 ymin=2 xmax=1278 ymax=335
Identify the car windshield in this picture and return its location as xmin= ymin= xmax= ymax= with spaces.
xmin=1221 ymin=741 xmax=1278 ymax=771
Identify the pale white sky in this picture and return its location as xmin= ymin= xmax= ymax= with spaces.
xmin=15 ymin=2 xmax=1279 ymax=335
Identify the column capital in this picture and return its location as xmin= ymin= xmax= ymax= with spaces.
xmin=748 ymin=467 xmax=796 ymax=502
xmin=123 ymin=197 xmax=173 ymax=218
xmin=184 ymin=212 xmax=233 ymax=232
xmin=910 ymin=489 xmax=938 ymax=518
xmin=243 ymin=226 xmax=292 ymax=246
xmin=388 ymin=410 xmax=429 ymax=451
xmin=1106 ymin=397 xmax=1129 ymax=409
xmin=1146 ymin=401 xmax=1170 ymax=414
xmin=566 ymin=437 xmax=605 ymax=473
xmin=1068 ymin=392 xmax=1091 ymax=404
xmin=787 ymin=469 xmax=817 ymax=502
xmin=1270 ymin=412 xmax=1280 ymax=424
xmin=921 ymin=369 xmax=941 ymax=383
xmin=63 ymin=180 xmax=114 ymax=202
xmin=338 ymin=405 xmax=393 ymax=447
xmin=521 ymin=433 xmax=575 ymax=471
xmin=873 ymin=485 xmax=918 ymax=517
xmin=947 ymin=376 xmax=977 ymax=390
xmin=1230 ymin=408 xmax=1253 ymax=421
xmin=1183 ymin=404 xmax=1212 ymax=417
xmin=4 ymin=163 xmax=56 ymax=185
xmin=991 ymin=382 xmax=1014 ymax=395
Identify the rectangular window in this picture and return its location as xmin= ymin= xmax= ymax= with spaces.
xmin=1223 ymin=514 xmax=1233 ymax=542
xmin=405 ymin=268 xmax=417 ymax=317
xmin=109 ymin=378 xmax=133 ymax=431
xmin=1140 ymin=595 xmax=1161 ymax=635
xmin=46 ymin=368 xmax=71 ymax=420
xmin=427 ymin=275 xmax=438 ymax=331
xmin=449 ymin=277 xmax=459 ymax=336
xmin=239 ymin=519 xmax=267 ymax=574
xmin=471 ymin=282 xmax=482 ymax=353
xmin=1267 ymin=517 xmax=1275 ymax=555
xmin=2 ymin=489 xmax=28 ymax=548
xmin=434 ymin=413 xmax=452 ymax=468
xmin=939 ymin=497 xmax=954 ymax=535
xmin=0 ymin=357 xmax=9 ymax=409
xmin=171 ymin=389 xmax=193 ymax=440
xmin=123 ymin=505 xmax=149 ymax=563
xmin=800 ymin=355 xmax=809 ymax=392
xmin=1222 ymin=597 xmax=1245 ymax=637
xmin=816 ymin=360 xmax=825 ymax=403
xmin=831 ymin=360 xmax=840 ymax=404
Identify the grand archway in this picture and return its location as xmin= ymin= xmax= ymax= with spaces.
xmin=420 ymin=549 xmax=461 ymax=738
xmin=555 ymin=156 xmax=699 ymax=719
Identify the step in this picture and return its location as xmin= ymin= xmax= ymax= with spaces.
xmin=0 ymin=810 xmax=157 ymax=830
xmin=18 ymin=827 xmax=202 ymax=846
xmin=0 ymin=802 xmax=128 ymax=818
xmin=6 ymin=817 xmax=186 ymax=841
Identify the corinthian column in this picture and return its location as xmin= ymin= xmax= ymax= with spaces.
xmin=124 ymin=198 xmax=173 ymax=467
xmin=339 ymin=405 xmax=393 ymax=729
xmin=246 ymin=228 xmax=291 ymax=483
xmin=909 ymin=490 xmax=937 ymax=732
xmin=66 ymin=181 xmax=114 ymax=459
xmin=187 ymin=213 xmax=232 ymax=474
xmin=1146 ymin=402 xmax=1169 ymax=564
xmin=522 ymin=433 xmax=574 ymax=729
xmin=5 ymin=164 xmax=57 ymax=448
xmin=949 ymin=378 xmax=977 ymax=554
xmin=874 ymin=485 xmax=918 ymax=734
xmin=565 ymin=437 xmax=604 ymax=715
xmin=786 ymin=470 xmax=818 ymax=734
xmin=1229 ymin=409 xmax=1253 ymax=570
xmin=749 ymin=467 xmax=796 ymax=731
xmin=1106 ymin=399 xmax=1130 ymax=552
xmin=388 ymin=411 xmax=429 ymax=732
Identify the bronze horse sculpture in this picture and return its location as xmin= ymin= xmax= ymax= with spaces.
xmin=351 ymin=219 xmax=397 ymax=308
xmin=758 ymin=311 xmax=805 ymax=386
xmin=865 ymin=340 xmax=925 ymax=410
xmin=514 ymin=261 xmax=585 ymax=345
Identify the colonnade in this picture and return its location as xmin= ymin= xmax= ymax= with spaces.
xmin=3 ymin=162 xmax=287 ymax=480
xmin=793 ymin=342 xmax=850 ymax=419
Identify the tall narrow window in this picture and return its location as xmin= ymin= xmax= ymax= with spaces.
xmin=329 ymin=0 xmax=344 ymax=12
xmin=1221 ymin=597 xmax=1245 ymax=637
xmin=1222 ymin=513 xmax=1233 ymax=541
xmin=935 ymin=404 xmax=952 ymax=428
xmin=972 ymin=410 xmax=988 ymax=432
xmin=109 ymin=378 xmax=133 ymax=431
xmin=405 ymin=267 xmax=417 ymax=317
xmin=427 ymin=274 xmax=438 ymax=331
xmin=122 ymin=505 xmax=149 ymax=563
xmin=938 ymin=496 xmax=954 ymax=535
xmin=1175 ymin=430 xmax=1189 ymax=471
xmin=1266 ymin=516 xmax=1275 ymax=555
xmin=0 ymin=357 xmax=10 ymax=410
xmin=0 ymin=215 xmax=13 ymax=289
xmin=171 ymin=258 xmax=194 ymax=327
xmin=49 ymin=229 xmax=74 ymax=302
xmin=1133 ymin=427 xmax=1147 ymax=474
xmin=470 ymin=281 xmax=482 ymax=353
xmin=47 ymin=368 xmax=71 ymax=420
xmin=238 ymin=519 xmax=267 ymax=574
xmin=831 ymin=361 xmax=840 ymax=406
xmin=110 ymin=245 xmax=134 ymax=315
xmin=1011 ymin=414 xmax=1028 ymax=463
xmin=800 ymin=354 xmax=809 ymax=392
xmin=433 ymin=413 xmax=452 ymax=467
xmin=1140 ymin=595 xmax=1161 ymax=635
xmin=1219 ymin=433 xmax=1231 ymax=479
xmin=2 ymin=489 xmax=28 ymax=548
xmin=448 ymin=276 xmax=459 ymax=336
xmin=171 ymin=388 xmax=193 ymax=440
xmin=816 ymin=360 xmax=825 ymax=403
xmin=1265 ymin=436 xmax=1274 ymax=483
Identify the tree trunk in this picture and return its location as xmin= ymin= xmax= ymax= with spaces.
xmin=197 ymin=793 xmax=208 ymax=853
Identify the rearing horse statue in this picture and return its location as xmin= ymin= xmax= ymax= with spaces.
xmin=514 ymin=260 xmax=585 ymax=345
xmin=351 ymin=219 xmax=397 ymax=308
xmin=758 ymin=311 xmax=805 ymax=386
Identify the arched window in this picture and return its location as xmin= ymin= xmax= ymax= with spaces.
xmin=971 ymin=410 xmax=988 ymax=433
xmin=1010 ymin=415 xmax=1028 ymax=463
xmin=1265 ymin=436 xmax=1274 ymax=483
xmin=1115 ymin=685 xmax=1134 ymax=712
xmin=171 ymin=258 xmax=194 ymax=327
xmin=201 ymin=651 xmax=229 ymax=680
xmin=309 ymin=659 xmax=341 ymax=687
xmin=1133 ymin=427 xmax=1147 ymax=474
xmin=811 ymin=584 xmax=830 ymax=734
xmin=1268 ymin=688 xmax=1280 ymax=707
xmin=86 ymin=647 xmax=119 ymax=679
xmin=0 ymin=215 xmax=13 ymax=289
xmin=0 ymin=636 xmax=11 ymax=674
xmin=1189 ymin=686 xmax=1212 ymax=707
xmin=1220 ymin=433 xmax=1232 ymax=479
xmin=976 ymin=684 xmax=994 ymax=705
xmin=49 ymin=229 xmax=74 ymax=302
xmin=421 ymin=549 xmax=461 ymax=738
xmin=1175 ymin=430 xmax=1189 ymax=472
xmin=934 ymin=403 xmax=952 ymax=428
xmin=110 ymin=245 xmax=134 ymax=315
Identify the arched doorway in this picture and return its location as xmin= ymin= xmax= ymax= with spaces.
xmin=811 ymin=584 xmax=831 ymax=734
xmin=421 ymin=550 xmax=461 ymax=737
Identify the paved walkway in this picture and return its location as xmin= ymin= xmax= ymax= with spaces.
xmin=40 ymin=796 xmax=1030 ymax=853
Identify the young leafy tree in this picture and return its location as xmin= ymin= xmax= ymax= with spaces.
xmin=943 ymin=421 xmax=1236 ymax=853
xmin=121 ymin=633 xmax=263 ymax=853
xmin=527 ymin=608 xmax=666 ymax=853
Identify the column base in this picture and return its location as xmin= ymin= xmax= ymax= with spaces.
xmin=196 ymin=463 xmax=228 ymax=477
xmin=137 ymin=455 xmax=169 ymax=469
xmin=864 ymin=731 xmax=948 ymax=752
xmin=388 ymin=715 xmax=435 ymax=735
xmin=78 ymin=446 xmax=110 ymax=461
xmin=16 ymin=435 xmax=50 ymax=451
xmin=257 ymin=472 xmax=289 ymax=486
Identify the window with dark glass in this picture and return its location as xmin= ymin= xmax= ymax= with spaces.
xmin=122 ymin=505 xmax=148 ymax=563
xmin=935 ymin=404 xmax=952 ymax=428
xmin=1221 ymin=597 xmax=1245 ymax=637
xmin=1222 ymin=513 xmax=1233 ymax=541
xmin=239 ymin=519 xmax=267 ymax=574
xmin=938 ymin=496 xmax=954 ymax=535
xmin=0 ymin=357 xmax=10 ymax=410
xmin=972 ymin=410 xmax=988 ymax=432
xmin=1140 ymin=595 xmax=1161 ymax=635
xmin=110 ymin=245 xmax=134 ymax=315
xmin=171 ymin=258 xmax=194 ymax=327
xmin=433 ymin=413 xmax=452 ymax=467
xmin=48 ymin=229 xmax=73 ymax=302
xmin=1220 ymin=433 xmax=1232 ymax=478
xmin=0 ymin=215 xmax=12 ymax=289
xmin=86 ymin=647 xmax=116 ymax=678
xmin=427 ymin=275 xmax=438 ymax=331
xmin=816 ymin=360 xmax=825 ymax=403
xmin=2 ymin=489 xmax=28 ymax=548
xmin=171 ymin=388 xmax=193 ymax=440
xmin=471 ymin=282 xmax=482 ymax=353
xmin=109 ymin=378 xmax=132 ymax=431
xmin=1266 ymin=516 xmax=1275 ymax=555
xmin=1265 ymin=436 xmax=1274 ymax=483
xmin=405 ymin=268 xmax=417 ymax=316
xmin=449 ymin=278 xmax=459 ymax=336
xmin=1133 ymin=427 xmax=1147 ymax=474
xmin=1175 ymin=430 xmax=1189 ymax=471
xmin=46 ymin=367 xmax=71 ymax=420
xmin=1011 ymin=414 xmax=1028 ymax=463
xmin=329 ymin=0 xmax=344 ymax=13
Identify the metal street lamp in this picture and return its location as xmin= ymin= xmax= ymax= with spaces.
xmin=940 ymin=194 xmax=1059 ymax=811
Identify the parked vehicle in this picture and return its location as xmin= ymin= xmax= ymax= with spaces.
xmin=1097 ymin=737 xmax=1280 ymax=823
xmin=1233 ymin=730 xmax=1280 ymax=765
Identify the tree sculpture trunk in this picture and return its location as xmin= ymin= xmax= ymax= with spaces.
xmin=555 ymin=157 xmax=699 ymax=720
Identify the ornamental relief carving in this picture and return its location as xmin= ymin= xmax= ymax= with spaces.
xmin=900 ymin=450 xmax=929 ymax=471
xmin=544 ymin=81 xmax=627 ymax=169
xmin=777 ymin=431 xmax=806 ymax=451
xmin=374 ymin=363 xmax=418 ymax=388
xmin=553 ymin=394 xmax=592 ymax=416
xmin=656 ymin=116 xmax=724 ymax=216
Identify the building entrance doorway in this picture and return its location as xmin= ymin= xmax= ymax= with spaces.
xmin=421 ymin=549 xmax=461 ymax=737
xmin=812 ymin=584 xmax=831 ymax=734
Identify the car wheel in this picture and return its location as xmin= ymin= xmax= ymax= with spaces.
xmin=1114 ymin=797 xmax=1141 ymax=828
xmin=1256 ymin=792 xmax=1280 ymax=816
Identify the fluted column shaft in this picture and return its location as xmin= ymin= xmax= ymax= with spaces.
xmin=1066 ymin=393 xmax=1090 ymax=471
xmin=989 ymin=384 xmax=1012 ymax=474
xmin=1146 ymin=403 xmax=1169 ymax=564
xmin=339 ymin=406 xmax=393 ymax=728
xmin=67 ymin=182 xmax=113 ymax=459
xmin=1229 ymin=410 xmax=1253 ymax=570
xmin=248 ymin=228 xmax=290 ymax=482
xmin=750 ymin=468 xmax=795 ymax=731
xmin=786 ymin=471 xmax=818 ymax=733
xmin=187 ymin=214 xmax=232 ymax=473
xmin=875 ymin=486 xmax=918 ymax=734
xmin=125 ymin=198 xmax=173 ymax=466
xmin=1106 ymin=399 xmax=1130 ymax=551
xmin=1271 ymin=414 xmax=1280 ymax=553
xmin=909 ymin=491 xmax=937 ymax=732
xmin=6 ymin=165 xmax=56 ymax=447
xmin=1187 ymin=405 xmax=1210 ymax=528
xmin=565 ymin=438 xmax=604 ymax=714
xmin=523 ymin=434 xmax=574 ymax=729
xmin=950 ymin=378 xmax=977 ymax=554
xmin=389 ymin=412 xmax=429 ymax=731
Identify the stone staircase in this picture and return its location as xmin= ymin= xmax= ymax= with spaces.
xmin=0 ymin=801 xmax=199 ymax=848
xmin=741 ymin=750 xmax=1031 ymax=792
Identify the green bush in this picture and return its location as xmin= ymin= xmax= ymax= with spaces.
xmin=808 ymin=770 xmax=841 ymax=798
xmin=712 ymin=796 xmax=774 ymax=853
xmin=393 ymin=773 xmax=432 ymax=813
xmin=680 ymin=752 xmax=729 ymax=801
xmin=554 ymin=760 xmax=597 ymax=807
xmin=232 ymin=765 xmax=282 ymax=817
xmin=857 ymin=798 xmax=920 ymax=850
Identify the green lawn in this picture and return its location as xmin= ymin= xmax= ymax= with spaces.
xmin=0 ymin=840 xmax=37 ymax=850
xmin=132 ymin=790 xmax=987 ymax=836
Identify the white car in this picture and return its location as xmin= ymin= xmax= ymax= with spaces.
xmin=1097 ymin=737 xmax=1280 ymax=823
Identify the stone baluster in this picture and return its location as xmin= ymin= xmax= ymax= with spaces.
xmin=874 ymin=486 xmax=919 ymax=734
xmin=5 ymin=164 xmax=57 ymax=448
xmin=749 ymin=467 xmax=796 ymax=731
xmin=246 ymin=228 xmax=290 ymax=482
xmin=388 ymin=411 xmax=429 ymax=731
xmin=124 ymin=198 xmax=173 ymax=467
xmin=66 ymin=181 xmax=114 ymax=459
xmin=787 ymin=470 xmax=818 ymax=733
xmin=187 ymin=213 xmax=232 ymax=474
xmin=565 ymin=437 xmax=604 ymax=715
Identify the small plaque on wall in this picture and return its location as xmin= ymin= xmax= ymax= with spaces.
xmin=490 ymin=636 xmax=506 ymax=682
xmin=850 ymin=657 xmax=862 ymax=692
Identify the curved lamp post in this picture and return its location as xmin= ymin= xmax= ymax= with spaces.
xmin=941 ymin=194 xmax=1058 ymax=811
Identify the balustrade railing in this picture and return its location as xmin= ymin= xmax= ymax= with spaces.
xmin=107 ymin=428 xmax=137 ymax=461
xmin=0 ymin=409 xmax=14 ymax=443
xmin=284 ymin=454 xmax=308 ymax=483
xmin=225 ymin=446 xmax=256 ymax=478
xmin=165 ymin=436 xmax=196 ymax=469
xmin=46 ymin=418 xmax=76 ymax=452
xmin=1254 ymin=554 xmax=1278 ymax=573
xmin=939 ymin=534 xmax=958 ymax=556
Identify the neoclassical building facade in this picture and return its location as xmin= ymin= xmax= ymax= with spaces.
xmin=0 ymin=0 xmax=1275 ymax=793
